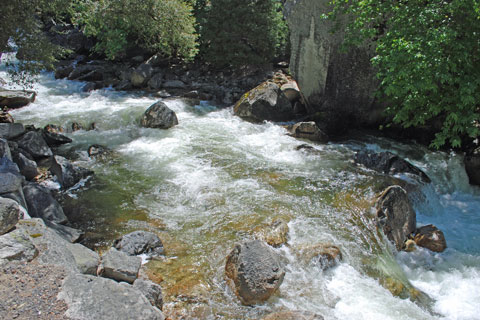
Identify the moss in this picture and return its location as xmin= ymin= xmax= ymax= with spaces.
xmin=30 ymin=233 xmax=43 ymax=238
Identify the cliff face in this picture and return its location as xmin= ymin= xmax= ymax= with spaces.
xmin=285 ymin=0 xmax=384 ymax=133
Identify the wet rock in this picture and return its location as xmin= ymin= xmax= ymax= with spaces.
xmin=256 ymin=219 xmax=289 ymax=248
xmin=133 ymin=279 xmax=163 ymax=310
xmin=101 ymin=247 xmax=142 ymax=284
xmin=262 ymin=311 xmax=324 ymax=320
xmin=295 ymin=244 xmax=342 ymax=270
xmin=464 ymin=147 xmax=480 ymax=186
xmin=44 ymin=124 xmax=65 ymax=133
xmin=71 ymin=122 xmax=84 ymax=132
xmin=234 ymin=81 xmax=294 ymax=123
xmin=414 ymin=225 xmax=447 ymax=253
xmin=153 ymin=90 xmax=171 ymax=99
xmin=0 ymin=88 xmax=36 ymax=108
xmin=288 ymin=122 xmax=328 ymax=143
xmin=42 ymin=125 xmax=72 ymax=147
xmin=280 ymin=80 xmax=301 ymax=103
xmin=68 ymin=64 xmax=99 ymax=81
xmin=375 ymin=186 xmax=416 ymax=251
xmin=141 ymin=101 xmax=178 ymax=129
xmin=49 ymin=155 xmax=93 ymax=189
xmin=113 ymin=230 xmax=165 ymax=258
xmin=131 ymin=63 xmax=154 ymax=87
xmin=355 ymin=150 xmax=431 ymax=183
xmin=404 ymin=239 xmax=417 ymax=252
xmin=66 ymin=242 xmax=100 ymax=275
xmin=225 ymin=240 xmax=285 ymax=305
xmin=0 ymin=123 xmax=25 ymax=140
xmin=0 ymin=229 xmax=38 ymax=262
xmin=0 ymin=110 xmax=14 ymax=123
xmin=16 ymin=131 xmax=53 ymax=159
xmin=59 ymin=274 xmax=165 ymax=320
xmin=23 ymin=182 xmax=68 ymax=224
xmin=88 ymin=144 xmax=111 ymax=158
xmin=0 ymin=197 xmax=20 ymax=235
xmin=13 ymin=152 xmax=39 ymax=180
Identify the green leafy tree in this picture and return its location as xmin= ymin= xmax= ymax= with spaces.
xmin=201 ymin=0 xmax=288 ymax=67
xmin=71 ymin=0 xmax=198 ymax=61
xmin=0 ymin=0 xmax=69 ymax=86
xmin=327 ymin=0 xmax=480 ymax=148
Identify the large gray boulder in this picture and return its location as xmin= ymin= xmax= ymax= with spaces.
xmin=66 ymin=242 xmax=100 ymax=275
xmin=113 ymin=230 xmax=164 ymax=257
xmin=0 ymin=229 xmax=38 ymax=262
xmin=0 ymin=197 xmax=20 ymax=235
xmin=131 ymin=63 xmax=154 ymax=87
xmin=225 ymin=240 xmax=285 ymax=305
xmin=141 ymin=101 xmax=178 ymax=129
xmin=0 ymin=123 xmax=25 ymax=140
xmin=0 ymin=88 xmax=36 ymax=108
xmin=16 ymin=130 xmax=53 ymax=159
xmin=59 ymin=274 xmax=165 ymax=320
xmin=0 ymin=170 xmax=23 ymax=195
xmin=355 ymin=150 xmax=431 ymax=183
xmin=133 ymin=279 xmax=163 ymax=310
xmin=23 ymin=182 xmax=68 ymax=224
xmin=234 ymin=82 xmax=295 ymax=123
xmin=49 ymin=155 xmax=94 ymax=189
xmin=285 ymin=0 xmax=384 ymax=133
xmin=101 ymin=247 xmax=142 ymax=284
xmin=13 ymin=151 xmax=38 ymax=181
xmin=375 ymin=186 xmax=416 ymax=251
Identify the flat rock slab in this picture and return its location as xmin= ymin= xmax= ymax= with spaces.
xmin=0 ymin=89 xmax=36 ymax=108
xmin=59 ymin=274 xmax=165 ymax=320
xmin=101 ymin=247 xmax=141 ymax=284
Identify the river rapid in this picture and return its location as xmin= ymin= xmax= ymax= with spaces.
xmin=5 ymin=70 xmax=480 ymax=320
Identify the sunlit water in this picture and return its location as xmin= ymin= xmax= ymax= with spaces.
xmin=3 ymin=68 xmax=480 ymax=319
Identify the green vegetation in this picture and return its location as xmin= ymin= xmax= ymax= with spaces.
xmin=70 ymin=0 xmax=198 ymax=61
xmin=200 ymin=0 xmax=289 ymax=67
xmin=326 ymin=0 xmax=480 ymax=148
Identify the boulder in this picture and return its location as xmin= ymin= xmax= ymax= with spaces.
xmin=68 ymin=64 xmax=99 ymax=81
xmin=44 ymin=220 xmax=84 ymax=243
xmin=0 ymin=229 xmax=38 ymax=262
xmin=101 ymin=247 xmax=142 ymax=284
xmin=414 ymin=225 xmax=447 ymax=253
xmin=256 ymin=219 xmax=289 ymax=248
xmin=0 ymin=110 xmax=14 ymax=123
xmin=295 ymin=244 xmax=342 ymax=270
xmin=55 ymin=65 xmax=74 ymax=79
xmin=0 ymin=138 xmax=11 ymax=160
xmin=355 ymin=150 xmax=431 ymax=183
xmin=113 ymin=230 xmax=165 ymax=257
xmin=288 ymin=122 xmax=328 ymax=143
xmin=71 ymin=122 xmax=84 ymax=132
xmin=88 ymin=144 xmax=111 ymax=159
xmin=16 ymin=131 xmax=53 ymax=159
xmin=49 ymin=155 xmax=93 ymax=189
xmin=234 ymin=82 xmax=295 ymax=123
xmin=147 ymin=73 xmax=164 ymax=90
xmin=225 ymin=240 xmax=285 ymax=305
xmin=280 ymin=80 xmax=301 ymax=102
xmin=141 ymin=101 xmax=178 ymax=129
xmin=133 ymin=279 xmax=163 ymax=310
xmin=13 ymin=151 xmax=38 ymax=180
xmin=162 ymin=80 xmax=187 ymax=89
xmin=464 ymin=147 xmax=480 ymax=186
xmin=59 ymin=274 xmax=165 ymax=320
xmin=262 ymin=311 xmax=324 ymax=320
xmin=0 ymin=197 xmax=20 ymax=235
xmin=23 ymin=182 xmax=68 ymax=224
xmin=66 ymin=242 xmax=100 ymax=275
xmin=42 ymin=125 xmax=72 ymax=147
xmin=131 ymin=63 xmax=154 ymax=87
xmin=0 ymin=169 xmax=23 ymax=195
xmin=0 ymin=88 xmax=36 ymax=108
xmin=0 ymin=123 xmax=25 ymax=140
xmin=375 ymin=186 xmax=416 ymax=251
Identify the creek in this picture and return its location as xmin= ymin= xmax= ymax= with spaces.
xmin=5 ymin=71 xmax=480 ymax=320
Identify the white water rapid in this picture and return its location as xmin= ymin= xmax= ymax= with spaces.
xmin=3 ymin=69 xmax=480 ymax=320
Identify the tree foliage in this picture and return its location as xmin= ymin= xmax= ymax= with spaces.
xmin=0 ymin=0 xmax=69 ymax=86
xmin=71 ymin=0 xmax=198 ymax=61
xmin=200 ymin=0 xmax=289 ymax=68
xmin=327 ymin=0 xmax=480 ymax=148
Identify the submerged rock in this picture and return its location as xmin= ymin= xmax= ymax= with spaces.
xmin=295 ymin=243 xmax=342 ymax=270
xmin=42 ymin=125 xmax=72 ymax=147
xmin=101 ymin=247 xmax=142 ymax=284
xmin=414 ymin=225 xmax=447 ymax=253
xmin=355 ymin=150 xmax=431 ymax=183
xmin=375 ymin=186 xmax=416 ymax=251
xmin=225 ymin=240 xmax=285 ymax=305
xmin=113 ymin=230 xmax=165 ymax=258
xmin=288 ymin=121 xmax=328 ymax=143
xmin=141 ymin=101 xmax=178 ymax=129
xmin=0 ymin=88 xmax=36 ymax=108
xmin=256 ymin=219 xmax=289 ymax=248
xmin=0 ymin=197 xmax=20 ymax=235
xmin=59 ymin=274 xmax=165 ymax=320
xmin=233 ymin=81 xmax=294 ymax=123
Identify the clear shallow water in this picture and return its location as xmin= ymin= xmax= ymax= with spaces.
xmin=4 ymin=70 xmax=480 ymax=319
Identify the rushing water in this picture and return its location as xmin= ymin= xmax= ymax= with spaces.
xmin=4 ymin=70 xmax=480 ymax=319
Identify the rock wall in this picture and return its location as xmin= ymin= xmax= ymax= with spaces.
xmin=285 ymin=0 xmax=385 ymax=134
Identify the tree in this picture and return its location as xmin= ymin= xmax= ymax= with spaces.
xmin=200 ymin=0 xmax=288 ymax=68
xmin=0 ymin=0 xmax=69 ymax=86
xmin=71 ymin=0 xmax=198 ymax=61
xmin=326 ymin=0 xmax=480 ymax=148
